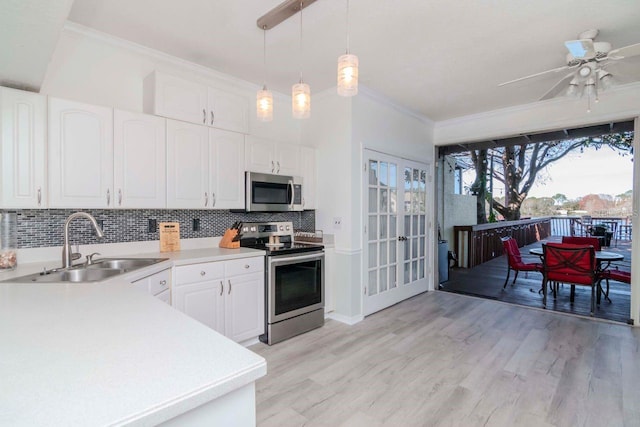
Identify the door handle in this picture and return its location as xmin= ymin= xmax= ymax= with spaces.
xmin=211 ymin=111 xmax=214 ymax=125
xmin=205 ymin=192 xmax=208 ymax=207
xmin=37 ymin=187 xmax=42 ymax=206
xmin=228 ymin=279 xmax=232 ymax=294
xmin=277 ymin=161 xmax=281 ymax=173
xmin=106 ymin=189 xmax=110 ymax=206
xmin=271 ymin=161 xmax=275 ymax=173
xmin=203 ymin=109 xmax=206 ymax=124
xmin=118 ymin=189 xmax=122 ymax=206
xmin=220 ymin=281 xmax=224 ymax=296
xmin=212 ymin=192 xmax=216 ymax=207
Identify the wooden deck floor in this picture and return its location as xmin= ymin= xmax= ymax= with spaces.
xmin=441 ymin=237 xmax=632 ymax=324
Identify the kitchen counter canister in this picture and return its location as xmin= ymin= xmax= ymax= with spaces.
xmin=0 ymin=279 xmax=266 ymax=426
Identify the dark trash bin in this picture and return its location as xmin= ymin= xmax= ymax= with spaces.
xmin=590 ymin=224 xmax=613 ymax=247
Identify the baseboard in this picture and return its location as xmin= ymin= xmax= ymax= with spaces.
xmin=326 ymin=312 xmax=364 ymax=325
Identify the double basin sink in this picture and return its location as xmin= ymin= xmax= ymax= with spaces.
xmin=9 ymin=258 xmax=168 ymax=283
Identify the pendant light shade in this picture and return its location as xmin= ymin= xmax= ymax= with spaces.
xmin=256 ymin=86 xmax=273 ymax=122
xmin=256 ymin=27 xmax=273 ymax=122
xmin=292 ymin=81 xmax=310 ymax=119
xmin=337 ymin=53 xmax=358 ymax=96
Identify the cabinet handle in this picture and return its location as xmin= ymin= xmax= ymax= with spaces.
xmin=200 ymin=271 xmax=206 ymax=276
xmin=203 ymin=109 xmax=206 ymax=124
xmin=159 ymin=280 xmax=167 ymax=286
xmin=277 ymin=161 xmax=281 ymax=173
xmin=211 ymin=111 xmax=214 ymax=125
xmin=37 ymin=187 xmax=42 ymax=206
xmin=205 ymin=192 xmax=208 ymax=207
xmin=220 ymin=281 xmax=224 ymax=296
xmin=211 ymin=192 xmax=216 ymax=207
xmin=244 ymin=264 xmax=250 ymax=269
xmin=228 ymin=279 xmax=232 ymax=294
xmin=302 ymin=197 xmax=305 ymax=208
xmin=118 ymin=189 xmax=122 ymax=206
xmin=106 ymin=189 xmax=110 ymax=206
xmin=271 ymin=161 xmax=275 ymax=173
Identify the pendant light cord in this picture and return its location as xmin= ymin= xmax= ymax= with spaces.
xmin=345 ymin=0 xmax=350 ymax=54
xmin=299 ymin=0 xmax=303 ymax=83
xmin=262 ymin=26 xmax=267 ymax=89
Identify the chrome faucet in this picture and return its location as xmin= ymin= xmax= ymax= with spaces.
xmin=62 ymin=212 xmax=105 ymax=268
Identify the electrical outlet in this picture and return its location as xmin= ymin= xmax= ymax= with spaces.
xmin=192 ymin=218 xmax=201 ymax=232
xmin=148 ymin=219 xmax=157 ymax=233
xmin=333 ymin=217 xmax=342 ymax=229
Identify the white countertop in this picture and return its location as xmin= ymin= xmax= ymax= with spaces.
xmin=0 ymin=243 xmax=268 ymax=426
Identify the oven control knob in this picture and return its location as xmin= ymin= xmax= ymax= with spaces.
xmin=250 ymin=226 xmax=257 ymax=232
xmin=279 ymin=225 xmax=283 ymax=231
xmin=286 ymin=225 xmax=290 ymax=231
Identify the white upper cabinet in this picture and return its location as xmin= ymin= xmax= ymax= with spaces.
xmin=209 ymin=128 xmax=245 ymax=209
xmin=145 ymin=71 xmax=248 ymax=134
xmin=245 ymin=136 xmax=301 ymax=176
xmin=301 ymin=146 xmax=317 ymax=209
xmin=48 ymin=98 xmax=113 ymax=208
xmin=166 ymin=119 xmax=209 ymax=209
xmin=0 ymin=88 xmax=47 ymax=208
xmin=113 ymin=110 xmax=166 ymax=208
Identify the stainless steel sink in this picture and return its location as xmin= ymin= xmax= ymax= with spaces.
xmin=87 ymin=258 xmax=168 ymax=272
xmin=4 ymin=257 xmax=168 ymax=283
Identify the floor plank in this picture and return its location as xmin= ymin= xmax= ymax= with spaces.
xmin=251 ymin=291 xmax=640 ymax=426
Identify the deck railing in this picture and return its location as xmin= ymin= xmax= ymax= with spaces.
xmin=550 ymin=216 xmax=630 ymax=240
xmin=454 ymin=218 xmax=551 ymax=268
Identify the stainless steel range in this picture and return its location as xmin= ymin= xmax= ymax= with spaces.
xmin=239 ymin=221 xmax=324 ymax=345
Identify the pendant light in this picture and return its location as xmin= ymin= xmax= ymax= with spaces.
xmin=292 ymin=1 xmax=310 ymax=119
xmin=256 ymin=26 xmax=273 ymax=122
xmin=337 ymin=0 xmax=358 ymax=96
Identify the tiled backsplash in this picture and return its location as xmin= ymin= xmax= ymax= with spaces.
xmin=14 ymin=209 xmax=315 ymax=249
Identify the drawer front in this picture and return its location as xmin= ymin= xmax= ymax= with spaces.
xmin=156 ymin=288 xmax=171 ymax=304
xmin=175 ymin=262 xmax=224 ymax=285
xmin=225 ymin=256 xmax=264 ymax=277
xmin=148 ymin=269 xmax=172 ymax=295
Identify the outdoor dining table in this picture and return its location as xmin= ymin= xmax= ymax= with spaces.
xmin=529 ymin=246 xmax=624 ymax=302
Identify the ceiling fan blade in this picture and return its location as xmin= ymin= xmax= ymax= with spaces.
xmin=540 ymin=73 xmax=577 ymax=100
xmin=498 ymin=65 xmax=576 ymax=87
xmin=608 ymin=42 xmax=640 ymax=60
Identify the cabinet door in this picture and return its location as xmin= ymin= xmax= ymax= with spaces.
xmin=48 ymin=98 xmax=113 ymax=208
xmin=275 ymin=143 xmax=301 ymax=176
xmin=244 ymin=136 xmax=276 ymax=174
xmin=166 ymin=119 xmax=209 ymax=209
xmin=173 ymin=280 xmax=225 ymax=333
xmin=207 ymin=87 xmax=248 ymax=134
xmin=145 ymin=72 xmax=208 ymax=125
xmin=114 ymin=110 xmax=166 ymax=208
xmin=0 ymin=88 xmax=46 ymax=208
xmin=300 ymin=146 xmax=317 ymax=209
xmin=210 ymin=129 xmax=244 ymax=209
xmin=224 ymin=272 xmax=264 ymax=343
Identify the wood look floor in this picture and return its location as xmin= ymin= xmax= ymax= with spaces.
xmin=250 ymin=291 xmax=640 ymax=427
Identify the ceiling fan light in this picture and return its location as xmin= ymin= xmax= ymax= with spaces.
xmin=599 ymin=73 xmax=616 ymax=91
xmin=337 ymin=53 xmax=359 ymax=96
xmin=256 ymin=86 xmax=273 ymax=122
xmin=585 ymin=82 xmax=596 ymax=98
xmin=565 ymin=83 xmax=580 ymax=97
xmin=292 ymin=81 xmax=311 ymax=119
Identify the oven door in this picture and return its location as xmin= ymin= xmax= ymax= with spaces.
xmin=267 ymin=251 xmax=324 ymax=323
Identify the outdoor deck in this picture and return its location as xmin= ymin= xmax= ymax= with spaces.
xmin=441 ymin=236 xmax=632 ymax=324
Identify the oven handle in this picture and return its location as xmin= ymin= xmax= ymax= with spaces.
xmin=268 ymin=251 xmax=324 ymax=265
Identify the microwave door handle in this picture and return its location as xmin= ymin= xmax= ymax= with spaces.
xmin=288 ymin=179 xmax=295 ymax=210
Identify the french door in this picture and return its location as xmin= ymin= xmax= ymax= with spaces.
xmin=363 ymin=150 xmax=429 ymax=316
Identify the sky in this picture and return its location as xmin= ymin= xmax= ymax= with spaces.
xmin=463 ymin=145 xmax=634 ymax=200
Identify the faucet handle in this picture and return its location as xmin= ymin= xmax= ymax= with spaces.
xmin=85 ymin=252 xmax=101 ymax=265
xmin=70 ymin=252 xmax=82 ymax=262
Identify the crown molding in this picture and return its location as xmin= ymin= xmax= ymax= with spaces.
xmin=358 ymin=85 xmax=435 ymax=125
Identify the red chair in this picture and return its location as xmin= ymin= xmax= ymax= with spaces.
xmin=542 ymin=243 xmax=597 ymax=315
xmin=598 ymin=267 xmax=630 ymax=303
xmin=501 ymin=237 xmax=542 ymax=288
xmin=561 ymin=236 xmax=601 ymax=251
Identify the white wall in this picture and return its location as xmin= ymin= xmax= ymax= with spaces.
xmin=41 ymin=23 xmax=300 ymax=143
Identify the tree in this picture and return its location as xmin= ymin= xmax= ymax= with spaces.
xmin=460 ymin=132 xmax=634 ymax=221
xmin=552 ymin=193 xmax=568 ymax=206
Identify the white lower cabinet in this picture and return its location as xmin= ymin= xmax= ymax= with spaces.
xmin=173 ymin=256 xmax=264 ymax=342
xmin=131 ymin=268 xmax=172 ymax=304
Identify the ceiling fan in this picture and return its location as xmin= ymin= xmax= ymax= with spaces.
xmin=499 ymin=29 xmax=640 ymax=103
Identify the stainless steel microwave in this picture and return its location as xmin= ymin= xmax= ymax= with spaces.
xmin=245 ymin=172 xmax=303 ymax=212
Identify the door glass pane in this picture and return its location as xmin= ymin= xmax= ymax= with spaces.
xmin=369 ymin=160 xmax=378 ymax=185
xmin=420 ymin=237 xmax=425 ymax=257
xmin=412 ymin=260 xmax=418 ymax=281
xmin=368 ymin=270 xmax=378 ymax=295
xmin=369 ymin=242 xmax=377 ymax=268
xmin=380 ymin=189 xmax=388 ymax=212
xmin=380 ymin=162 xmax=388 ymax=187
xmin=369 ymin=188 xmax=378 ymax=213
xmin=404 ymin=216 xmax=411 ymax=236
xmin=390 ymin=163 xmax=397 ymax=189
xmin=404 ymin=262 xmax=410 ymax=284
xmin=419 ymin=260 xmax=425 ymax=279
xmin=404 ymin=168 xmax=411 ymax=213
xmin=380 ymin=241 xmax=387 ymax=265
xmin=419 ymin=170 xmax=427 ymax=213
xmin=412 ymin=237 xmax=418 ymax=258
xmin=412 ymin=216 xmax=418 ymax=236
xmin=389 ymin=265 xmax=397 ymax=288
xmin=404 ymin=239 xmax=410 ymax=261
xmin=390 ymin=189 xmax=397 ymax=214
xmin=420 ymin=215 xmax=426 ymax=234
xmin=380 ymin=267 xmax=388 ymax=291
xmin=390 ymin=241 xmax=397 ymax=263
xmin=390 ymin=215 xmax=397 ymax=238
xmin=380 ymin=215 xmax=388 ymax=239
xmin=369 ymin=216 xmax=377 ymax=241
